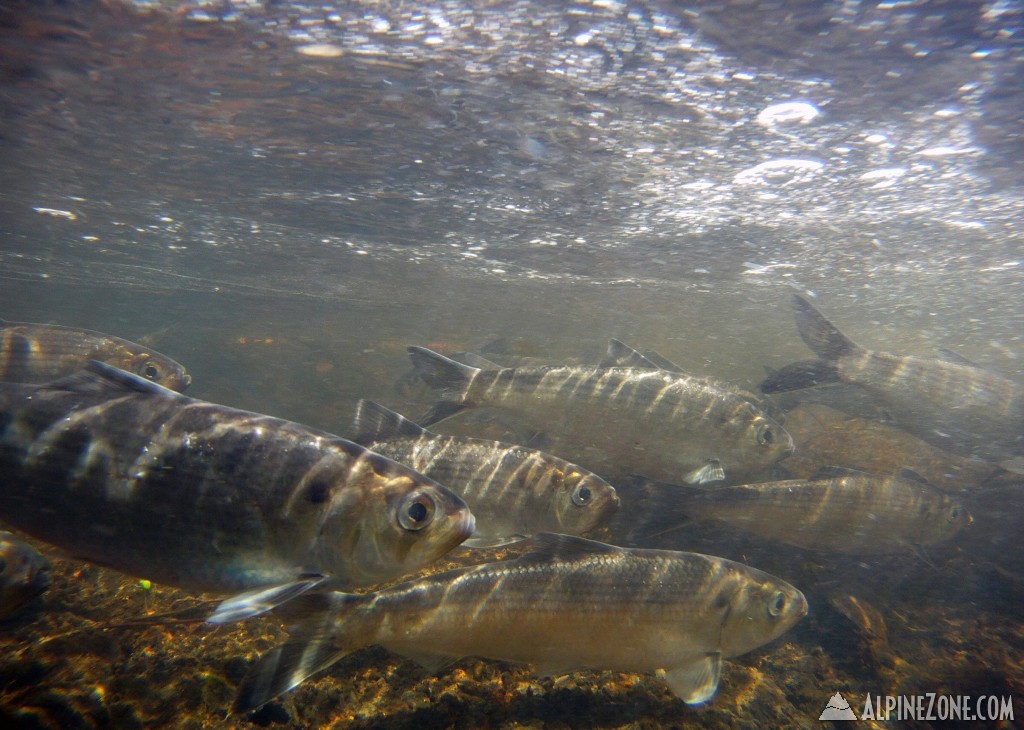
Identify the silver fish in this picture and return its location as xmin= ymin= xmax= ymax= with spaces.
xmin=349 ymin=400 xmax=619 ymax=547
xmin=0 ymin=318 xmax=191 ymax=391
xmin=0 ymin=531 xmax=51 ymax=620
xmin=213 ymin=533 xmax=807 ymax=711
xmin=0 ymin=362 xmax=474 ymax=594
xmin=761 ymin=295 xmax=1024 ymax=464
xmin=408 ymin=341 xmax=794 ymax=485
xmin=650 ymin=467 xmax=972 ymax=554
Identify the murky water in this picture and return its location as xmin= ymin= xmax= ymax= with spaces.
xmin=1 ymin=1 xmax=1022 ymax=728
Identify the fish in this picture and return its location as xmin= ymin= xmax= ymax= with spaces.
xmin=348 ymin=400 xmax=620 ymax=547
xmin=212 ymin=533 xmax=808 ymax=712
xmin=407 ymin=341 xmax=794 ymax=486
xmin=0 ymin=362 xmax=475 ymax=594
xmin=0 ymin=318 xmax=191 ymax=391
xmin=0 ymin=530 xmax=51 ymax=620
xmin=635 ymin=467 xmax=971 ymax=554
xmin=761 ymin=295 xmax=1024 ymax=465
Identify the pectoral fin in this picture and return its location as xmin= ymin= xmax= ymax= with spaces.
xmin=664 ymin=653 xmax=722 ymax=705
xmin=685 ymin=460 xmax=725 ymax=485
xmin=207 ymin=578 xmax=328 ymax=624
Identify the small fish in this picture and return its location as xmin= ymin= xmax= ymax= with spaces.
xmin=409 ymin=341 xmax=793 ymax=486
xmin=646 ymin=467 xmax=971 ymax=554
xmin=0 ymin=531 xmax=51 ymax=620
xmin=349 ymin=400 xmax=619 ymax=547
xmin=213 ymin=533 xmax=807 ymax=712
xmin=0 ymin=362 xmax=474 ymax=594
xmin=761 ymin=295 xmax=1024 ymax=465
xmin=0 ymin=318 xmax=191 ymax=391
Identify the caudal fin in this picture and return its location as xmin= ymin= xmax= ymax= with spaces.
xmin=408 ymin=346 xmax=480 ymax=425
xmin=760 ymin=359 xmax=840 ymax=393
xmin=793 ymin=295 xmax=860 ymax=361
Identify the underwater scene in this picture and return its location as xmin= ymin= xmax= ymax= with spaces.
xmin=0 ymin=1 xmax=1022 ymax=728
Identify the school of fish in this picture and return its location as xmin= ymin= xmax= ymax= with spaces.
xmin=2 ymin=294 xmax=1008 ymax=713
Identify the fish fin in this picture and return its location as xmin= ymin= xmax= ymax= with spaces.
xmin=408 ymin=346 xmax=479 ymax=394
xmin=463 ymin=534 xmax=529 ymax=549
xmin=896 ymin=468 xmax=931 ymax=486
xmin=207 ymin=578 xmax=330 ymax=624
xmin=998 ymin=456 xmax=1024 ymax=476
xmin=810 ymin=465 xmax=870 ymax=480
xmin=417 ymin=401 xmax=467 ymax=427
xmin=459 ymin=352 xmax=503 ymax=370
xmin=641 ymin=348 xmax=685 ymax=373
xmin=600 ymin=339 xmax=664 ymax=369
xmin=233 ymin=638 xmax=350 ymax=714
xmin=759 ymin=359 xmax=840 ymax=393
xmin=793 ymin=295 xmax=862 ymax=361
xmin=519 ymin=533 xmax=621 ymax=563
xmin=43 ymin=360 xmax=182 ymax=397
xmin=350 ymin=400 xmax=430 ymax=444
xmin=936 ymin=347 xmax=980 ymax=367
xmin=685 ymin=460 xmax=725 ymax=485
xmin=399 ymin=649 xmax=459 ymax=673
xmin=664 ymin=654 xmax=722 ymax=705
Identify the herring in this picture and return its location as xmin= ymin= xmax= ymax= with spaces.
xmin=0 ymin=362 xmax=474 ymax=594
xmin=214 ymin=533 xmax=807 ymax=712
xmin=761 ymin=295 xmax=1024 ymax=465
xmin=0 ymin=531 xmax=51 ymax=620
xmin=349 ymin=400 xmax=619 ymax=547
xmin=653 ymin=467 xmax=972 ymax=554
xmin=0 ymin=318 xmax=191 ymax=391
xmin=408 ymin=341 xmax=793 ymax=486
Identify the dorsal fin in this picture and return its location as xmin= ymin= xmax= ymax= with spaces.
xmin=936 ymin=348 xmax=981 ymax=368
xmin=639 ymin=348 xmax=685 ymax=373
xmin=518 ymin=533 xmax=622 ymax=563
xmin=811 ymin=465 xmax=871 ymax=480
xmin=459 ymin=352 xmax=503 ymax=370
xmin=349 ymin=400 xmax=430 ymax=444
xmin=600 ymin=339 xmax=663 ymax=369
xmin=42 ymin=360 xmax=181 ymax=397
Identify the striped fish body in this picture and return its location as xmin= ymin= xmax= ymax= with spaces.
xmin=675 ymin=470 xmax=971 ymax=553
xmin=410 ymin=347 xmax=794 ymax=486
xmin=0 ymin=531 xmax=51 ymax=619
xmin=833 ymin=351 xmax=1024 ymax=458
xmin=0 ymin=319 xmax=191 ymax=391
xmin=349 ymin=400 xmax=619 ymax=547
xmin=0 ymin=363 xmax=474 ymax=594
xmin=762 ymin=296 xmax=1024 ymax=462
xmin=229 ymin=533 xmax=807 ymax=711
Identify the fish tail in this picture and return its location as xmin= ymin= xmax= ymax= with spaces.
xmin=793 ymin=294 xmax=861 ymax=361
xmin=233 ymin=592 xmax=367 ymax=714
xmin=408 ymin=346 xmax=480 ymax=425
xmin=760 ymin=359 xmax=840 ymax=393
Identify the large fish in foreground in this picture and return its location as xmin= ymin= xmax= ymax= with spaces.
xmin=761 ymin=295 xmax=1024 ymax=465
xmin=349 ymin=400 xmax=619 ymax=547
xmin=0 ymin=318 xmax=191 ymax=391
xmin=0 ymin=362 xmax=474 ymax=594
xmin=624 ymin=468 xmax=971 ymax=554
xmin=0 ymin=531 xmax=51 ymax=619
xmin=211 ymin=533 xmax=807 ymax=712
xmin=408 ymin=341 xmax=794 ymax=486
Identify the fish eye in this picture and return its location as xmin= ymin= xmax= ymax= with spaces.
xmin=571 ymin=484 xmax=593 ymax=507
xmin=141 ymin=361 xmax=162 ymax=380
xmin=399 ymin=493 xmax=436 ymax=531
xmin=768 ymin=590 xmax=786 ymax=617
xmin=758 ymin=425 xmax=774 ymax=446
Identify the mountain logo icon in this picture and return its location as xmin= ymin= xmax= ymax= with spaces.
xmin=819 ymin=692 xmax=857 ymax=721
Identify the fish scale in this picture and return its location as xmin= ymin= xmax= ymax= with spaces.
xmin=216 ymin=533 xmax=807 ymax=712
xmin=411 ymin=345 xmax=793 ymax=486
xmin=349 ymin=400 xmax=618 ymax=547
xmin=0 ymin=362 xmax=474 ymax=594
